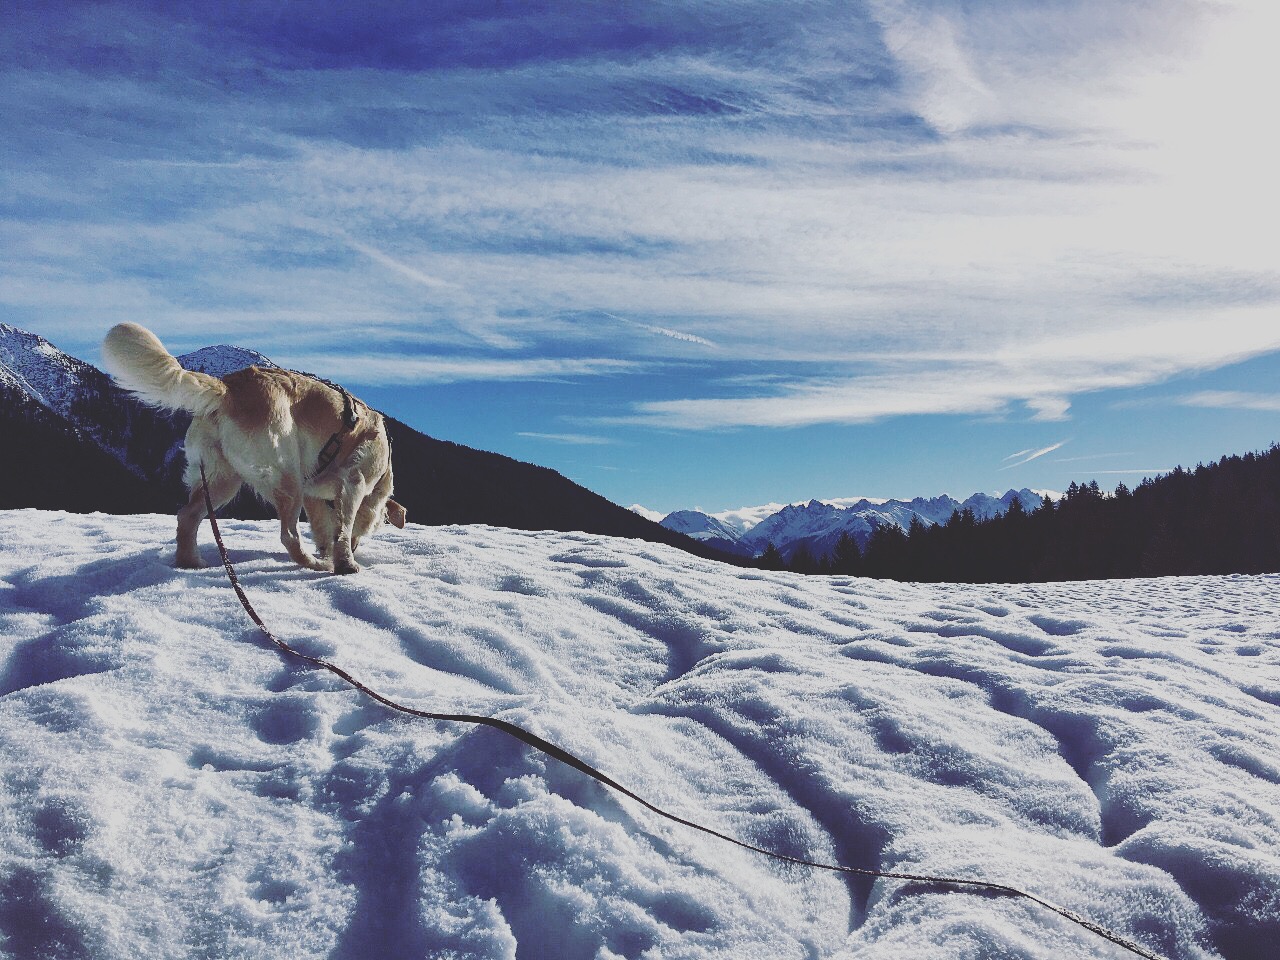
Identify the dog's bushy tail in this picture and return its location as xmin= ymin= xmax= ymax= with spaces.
xmin=101 ymin=323 xmax=227 ymax=417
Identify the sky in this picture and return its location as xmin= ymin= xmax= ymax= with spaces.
xmin=3 ymin=0 xmax=1279 ymax=516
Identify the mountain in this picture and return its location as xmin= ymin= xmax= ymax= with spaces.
xmin=657 ymin=509 xmax=755 ymax=557
xmin=0 ymin=324 xmax=190 ymax=511
xmin=174 ymin=344 xmax=277 ymax=377
xmin=0 ymin=373 xmax=162 ymax=513
xmin=660 ymin=489 xmax=1045 ymax=562
xmin=0 ymin=323 xmax=734 ymax=562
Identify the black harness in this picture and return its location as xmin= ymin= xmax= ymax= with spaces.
xmin=297 ymin=372 xmax=364 ymax=481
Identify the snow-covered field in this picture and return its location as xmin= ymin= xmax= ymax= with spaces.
xmin=1 ymin=512 xmax=1276 ymax=960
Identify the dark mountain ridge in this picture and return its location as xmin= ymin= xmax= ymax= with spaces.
xmin=0 ymin=324 xmax=736 ymax=563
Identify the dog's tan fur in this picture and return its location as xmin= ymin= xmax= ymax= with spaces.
xmin=102 ymin=323 xmax=405 ymax=574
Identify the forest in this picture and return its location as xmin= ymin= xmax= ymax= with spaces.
xmin=757 ymin=445 xmax=1280 ymax=582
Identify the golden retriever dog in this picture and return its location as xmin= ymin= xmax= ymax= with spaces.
xmin=102 ymin=323 xmax=406 ymax=574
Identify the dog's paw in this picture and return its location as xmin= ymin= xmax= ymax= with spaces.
xmin=175 ymin=555 xmax=204 ymax=570
xmin=333 ymin=558 xmax=360 ymax=575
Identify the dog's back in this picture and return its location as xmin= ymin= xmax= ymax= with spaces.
xmin=101 ymin=322 xmax=226 ymax=417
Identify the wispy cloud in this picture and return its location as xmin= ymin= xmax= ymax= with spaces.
xmin=341 ymin=236 xmax=454 ymax=292
xmin=610 ymin=315 xmax=1280 ymax=429
xmin=1053 ymin=452 xmax=1136 ymax=463
xmin=603 ymin=313 xmax=716 ymax=349
xmin=517 ymin=432 xmax=615 ymax=446
xmin=628 ymin=504 xmax=665 ymax=522
xmin=1001 ymin=441 xmax=1069 ymax=470
xmin=279 ymin=354 xmax=643 ymax=385
xmin=2 ymin=0 xmax=1279 ymax=428
xmin=1177 ymin=390 xmax=1280 ymax=412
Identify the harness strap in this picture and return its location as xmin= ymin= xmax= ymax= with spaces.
xmin=294 ymin=372 xmax=374 ymax=482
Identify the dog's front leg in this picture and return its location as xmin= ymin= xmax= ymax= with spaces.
xmin=274 ymin=488 xmax=329 ymax=571
xmin=304 ymin=496 xmax=336 ymax=559
xmin=330 ymin=479 xmax=364 ymax=575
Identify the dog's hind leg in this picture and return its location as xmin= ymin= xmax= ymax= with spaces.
xmin=304 ymin=496 xmax=336 ymax=559
xmin=176 ymin=471 xmax=240 ymax=569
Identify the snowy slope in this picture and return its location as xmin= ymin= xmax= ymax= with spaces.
xmin=1 ymin=512 xmax=1277 ymax=960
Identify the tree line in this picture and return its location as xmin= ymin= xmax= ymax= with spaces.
xmin=754 ymin=445 xmax=1280 ymax=582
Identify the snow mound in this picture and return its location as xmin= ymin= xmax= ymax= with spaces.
xmin=1 ymin=512 xmax=1276 ymax=960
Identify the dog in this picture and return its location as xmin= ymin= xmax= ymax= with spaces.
xmin=101 ymin=323 xmax=406 ymax=574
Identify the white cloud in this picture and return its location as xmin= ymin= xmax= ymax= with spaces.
xmin=603 ymin=313 xmax=716 ymax=348
xmin=1027 ymin=397 xmax=1071 ymax=422
xmin=341 ymin=236 xmax=454 ymax=292
xmin=1001 ymin=441 xmax=1069 ymax=470
xmin=1053 ymin=452 xmax=1136 ymax=463
xmin=1178 ymin=391 xmax=1280 ymax=413
xmin=4 ymin=0 xmax=1279 ymax=424
xmin=518 ymin=432 xmax=615 ymax=445
xmin=627 ymin=504 xmax=665 ymax=522
xmin=277 ymin=354 xmax=643 ymax=385
xmin=608 ymin=313 xmax=1280 ymax=429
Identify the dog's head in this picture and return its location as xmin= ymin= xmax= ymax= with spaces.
xmin=384 ymin=498 xmax=407 ymax=528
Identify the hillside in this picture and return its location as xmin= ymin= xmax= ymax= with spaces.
xmin=1 ymin=511 xmax=1275 ymax=959
xmin=844 ymin=452 xmax=1280 ymax=583
xmin=0 ymin=324 xmax=732 ymax=562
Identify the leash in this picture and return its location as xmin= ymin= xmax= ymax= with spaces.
xmin=197 ymin=466 xmax=1167 ymax=960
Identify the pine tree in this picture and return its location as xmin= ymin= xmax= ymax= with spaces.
xmin=830 ymin=531 xmax=861 ymax=575
xmin=864 ymin=521 xmax=909 ymax=580
xmin=789 ymin=543 xmax=819 ymax=575
xmin=757 ymin=541 xmax=785 ymax=571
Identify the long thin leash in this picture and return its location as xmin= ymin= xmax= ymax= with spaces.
xmin=198 ymin=467 xmax=1166 ymax=960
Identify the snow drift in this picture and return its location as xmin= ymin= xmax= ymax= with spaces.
xmin=0 ymin=512 xmax=1276 ymax=959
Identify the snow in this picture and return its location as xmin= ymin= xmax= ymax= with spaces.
xmin=176 ymin=346 xmax=275 ymax=378
xmin=709 ymin=501 xmax=800 ymax=536
xmin=659 ymin=511 xmax=744 ymax=544
xmin=1 ymin=511 xmax=1277 ymax=960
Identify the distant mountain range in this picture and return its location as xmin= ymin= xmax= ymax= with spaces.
xmin=0 ymin=323 xmax=733 ymax=562
xmin=654 ymin=488 xmax=1046 ymax=562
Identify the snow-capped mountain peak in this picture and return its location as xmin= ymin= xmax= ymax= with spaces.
xmin=0 ymin=324 xmax=293 ymax=501
xmin=660 ymin=488 xmax=1047 ymax=560
xmin=177 ymin=344 xmax=276 ymax=377
xmin=0 ymin=322 xmax=96 ymax=419
xmin=660 ymin=509 xmax=746 ymax=544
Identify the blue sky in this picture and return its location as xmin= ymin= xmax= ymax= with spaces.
xmin=4 ymin=1 xmax=1278 ymax=516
